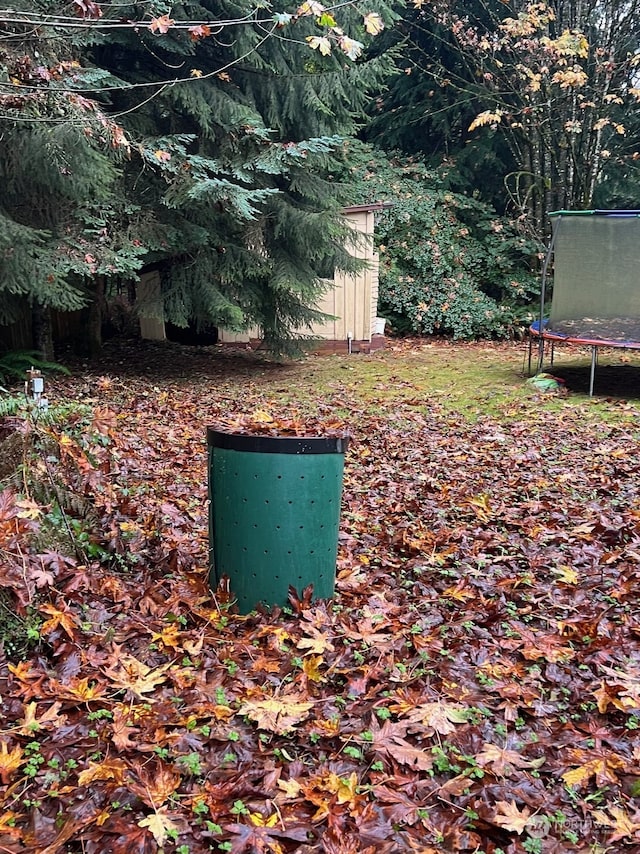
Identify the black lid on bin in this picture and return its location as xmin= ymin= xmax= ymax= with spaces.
xmin=207 ymin=428 xmax=349 ymax=455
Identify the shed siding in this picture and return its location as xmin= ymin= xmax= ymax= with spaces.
xmin=218 ymin=205 xmax=382 ymax=348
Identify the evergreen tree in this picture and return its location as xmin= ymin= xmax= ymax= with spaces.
xmin=0 ymin=7 xmax=148 ymax=354
xmin=1 ymin=0 xmax=395 ymax=355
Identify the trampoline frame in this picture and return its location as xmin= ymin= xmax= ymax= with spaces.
xmin=529 ymin=209 xmax=640 ymax=396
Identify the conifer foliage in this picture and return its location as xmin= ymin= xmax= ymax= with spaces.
xmin=0 ymin=0 xmax=393 ymax=353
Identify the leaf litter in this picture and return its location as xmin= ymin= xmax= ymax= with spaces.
xmin=1 ymin=340 xmax=640 ymax=851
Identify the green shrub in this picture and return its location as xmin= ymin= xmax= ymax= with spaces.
xmin=347 ymin=144 xmax=540 ymax=339
xmin=0 ymin=350 xmax=70 ymax=387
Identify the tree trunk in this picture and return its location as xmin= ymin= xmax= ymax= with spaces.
xmin=84 ymin=276 xmax=105 ymax=358
xmin=31 ymin=301 xmax=54 ymax=361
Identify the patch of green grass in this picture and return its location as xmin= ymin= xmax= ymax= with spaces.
xmin=257 ymin=341 xmax=640 ymax=427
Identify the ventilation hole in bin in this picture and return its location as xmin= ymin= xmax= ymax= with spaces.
xmin=299 ymin=525 xmax=304 ymax=529
xmin=265 ymin=499 xmax=269 ymax=504
xmin=276 ymin=525 xmax=281 ymax=530
xmin=243 ymin=546 xmax=248 ymax=552
xmin=300 ymin=475 xmax=305 ymax=479
xmin=287 ymin=550 xmax=292 ymax=555
xmin=288 ymin=500 xmax=293 ymax=505
xmin=310 ymin=549 xmax=314 ymax=554
xmin=277 ymin=474 xmax=282 ymax=479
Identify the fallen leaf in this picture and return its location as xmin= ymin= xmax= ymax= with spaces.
xmin=493 ymin=800 xmax=532 ymax=834
xmin=103 ymin=655 xmax=170 ymax=699
xmin=475 ymin=743 xmax=544 ymax=776
xmin=592 ymin=805 xmax=640 ymax=842
xmin=77 ymin=758 xmax=128 ymax=787
xmin=16 ymin=701 xmax=66 ymax=735
xmin=39 ymin=603 xmax=77 ymax=639
xmin=405 ymin=701 xmax=468 ymax=735
xmin=0 ymin=741 xmax=24 ymax=784
xmin=238 ymin=695 xmax=314 ymax=734
xmin=138 ymin=811 xmax=180 ymax=846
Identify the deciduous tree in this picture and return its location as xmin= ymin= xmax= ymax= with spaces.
xmin=367 ymin=0 xmax=640 ymax=240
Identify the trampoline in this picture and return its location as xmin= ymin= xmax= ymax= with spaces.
xmin=529 ymin=210 xmax=640 ymax=396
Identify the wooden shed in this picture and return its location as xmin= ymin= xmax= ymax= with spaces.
xmin=138 ymin=202 xmax=391 ymax=352
xmin=218 ymin=202 xmax=390 ymax=352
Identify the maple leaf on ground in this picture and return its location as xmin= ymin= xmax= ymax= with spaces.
xmin=277 ymin=777 xmax=302 ymax=800
xmin=592 ymin=805 xmax=640 ymax=843
xmin=77 ymin=758 xmax=129 ymax=787
xmin=322 ymin=771 xmax=359 ymax=806
xmin=225 ymin=820 xmax=312 ymax=849
xmin=368 ymin=717 xmax=433 ymax=771
xmin=110 ymin=704 xmax=141 ymax=751
xmin=492 ymin=800 xmax=533 ymax=834
xmin=0 ymin=810 xmax=22 ymax=838
xmin=595 ymin=664 xmax=640 ymax=710
xmin=16 ymin=701 xmax=66 ymax=735
xmin=343 ymin=621 xmax=393 ymax=646
xmin=138 ymin=810 xmax=180 ymax=846
xmin=128 ymin=760 xmax=182 ymax=807
xmin=38 ymin=602 xmax=78 ymax=640
xmin=441 ymin=581 xmax=476 ymax=601
xmin=302 ymin=654 xmax=325 ymax=683
xmin=103 ymin=654 xmax=170 ymax=699
xmin=299 ymin=771 xmax=366 ymax=821
xmin=238 ymin=694 xmax=314 ymax=735
xmin=297 ymin=626 xmax=335 ymax=655
xmin=14 ymin=497 xmax=42 ymax=519
xmin=150 ymin=623 xmax=182 ymax=650
xmin=30 ymin=567 xmax=55 ymax=588
xmin=475 ymin=743 xmax=545 ymax=776
xmin=50 ymin=675 xmax=106 ymax=703
xmin=0 ymin=741 xmax=24 ymax=784
xmin=404 ymin=701 xmax=469 ymax=735
xmin=561 ymin=753 xmax=626 ymax=789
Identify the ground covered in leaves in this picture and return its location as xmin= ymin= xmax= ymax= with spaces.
xmin=2 ymin=339 xmax=640 ymax=853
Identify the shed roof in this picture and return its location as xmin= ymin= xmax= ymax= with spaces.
xmin=342 ymin=202 xmax=393 ymax=214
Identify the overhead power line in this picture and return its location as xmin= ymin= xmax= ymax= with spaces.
xmin=0 ymin=0 xmax=362 ymax=32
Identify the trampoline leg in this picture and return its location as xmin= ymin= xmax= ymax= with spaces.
xmin=536 ymin=337 xmax=545 ymax=374
xmin=589 ymin=347 xmax=597 ymax=397
xmin=550 ymin=342 xmax=555 ymax=367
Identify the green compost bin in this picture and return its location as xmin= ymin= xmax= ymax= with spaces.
xmin=207 ymin=429 xmax=349 ymax=613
